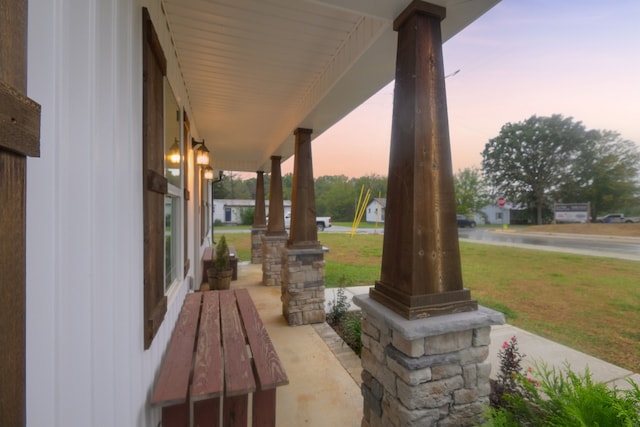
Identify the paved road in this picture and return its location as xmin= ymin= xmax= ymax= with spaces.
xmin=457 ymin=227 xmax=640 ymax=261
xmin=326 ymin=225 xmax=640 ymax=261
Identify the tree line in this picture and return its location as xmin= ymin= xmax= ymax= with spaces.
xmin=213 ymin=173 xmax=388 ymax=222
xmin=214 ymin=114 xmax=640 ymax=225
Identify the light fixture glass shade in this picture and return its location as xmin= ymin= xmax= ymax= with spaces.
xmin=203 ymin=166 xmax=214 ymax=180
xmin=195 ymin=145 xmax=210 ymax=166
xmin=167 ymin=139 xmax=181 ymax=165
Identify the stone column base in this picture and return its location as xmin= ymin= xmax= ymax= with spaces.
xmin=261 ymin=233 xmax=287 ymax=286
xmin=281 ymin=246 xmax=325 ymax=326
xmin=251 ymin=226 xmax=267 ymax=264
xmin=353 ymin=295 xmax=505 ymax=427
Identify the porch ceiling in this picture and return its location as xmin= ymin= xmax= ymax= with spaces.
xmin=163 ymin=0 xmax=500 ymax=173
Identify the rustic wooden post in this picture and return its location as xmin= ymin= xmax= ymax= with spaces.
xmin=288 ymin=128 xmax=320 ymax=249
xmin=251 ymin=171 xmax=267 ymax=264
xmin=0 ymin=2 xmax=41 ymax=426
xmin=254 ymin=171 xmax=267 ymax=227
xmin=369 ymin=1 xmax=477 ymax=320
xmin=281 ymin=128 xmax=325 ymax=325
xmin=266 ymin=157 xmax=286 ymax=237
xmin=262 ymin=157 xmax=287 ymax=286
xmin=356 ymin=6 xmax=503 ymax=425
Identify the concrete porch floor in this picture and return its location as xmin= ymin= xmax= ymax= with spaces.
xmin=231 ymin=263 xmax=362 ymax=427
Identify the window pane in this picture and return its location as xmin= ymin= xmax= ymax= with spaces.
xmin=164 ymin=80 xmax=181 ymax=187
xmin=164 ymin=195 xmax=181 ymax=291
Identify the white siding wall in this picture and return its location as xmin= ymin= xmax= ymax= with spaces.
xmin=26 ymin=0 xmax=199 ymax=425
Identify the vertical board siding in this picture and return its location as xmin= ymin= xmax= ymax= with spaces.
xmin=26 ymin=0 xmax=195 ymax=425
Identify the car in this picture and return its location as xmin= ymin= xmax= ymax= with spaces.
xmin=456 ymin=214 xmax=476 ymax=228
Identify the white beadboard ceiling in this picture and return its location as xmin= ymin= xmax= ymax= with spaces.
xmin=162 ymin=0 xmax=500 ymax=173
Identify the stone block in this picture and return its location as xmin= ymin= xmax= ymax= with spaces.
xmin=431 ymin=364 xmax=462 ymax=381
xmin=473 ymin=326 xmax=492 ymax=346
xmin=462 ymin=364 xmax=477 ymax=388
xmin=440 ymin=400 xmax=487 ymax=426
xmin=396 ymin=375 xmax=463 ymax=410
xmin=424 ymin=330 xmax=472 ymax=355
xmin=388 ymin=358 xmax=431 ymax=386
xmin=392 ymin=334 xmax=425 ymax=358
xmin=383 ymin=395 xmax=440 ymax=427
xmin=453 ymin=388 xmax=478 ymax=405
xmin=477 ymin=362 xmax=492 ymax=381
xmin=362 ymin=378 xmax=383 ymax=417
xmin=362 ymin=318 xmax=380 ymax=341
xmin=459 ymin=345 xmax=489 ymax=365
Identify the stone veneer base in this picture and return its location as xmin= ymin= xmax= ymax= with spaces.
xmin=353 ymin=294 xmax=505 ymax=427
xmin=251 ymin=226 xmax=267 ymax=264
xmin=281 ymin=246 xmax=325 ymax=326
xmin=261 ymin=233 xmax=287 ymax=286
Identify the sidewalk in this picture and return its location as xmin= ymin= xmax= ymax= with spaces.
xmin=325 ymin=286 xmax=640 ymax=390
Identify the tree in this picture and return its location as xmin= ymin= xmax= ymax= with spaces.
xmin=453 ymin=167 xmax=491 ymax=217
xmin=560 ymin=130 xmax=640 ymax=219
xmin=482 ymin=115 xmax=587 ymax=224
xmin=315 ymin=175 xmax=354 ymax=220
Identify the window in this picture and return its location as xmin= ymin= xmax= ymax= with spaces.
xmin=164 ymin=81 xmax=182 ymax=292
xmin=142 ymin=8 xmax=168 ymax=349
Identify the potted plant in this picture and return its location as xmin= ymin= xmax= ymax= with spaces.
xmin=207 ymin=235 xmax=233 ymax=290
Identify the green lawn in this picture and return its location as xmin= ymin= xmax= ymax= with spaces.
xmin=222 ymin=231 xmax=640 ymax=373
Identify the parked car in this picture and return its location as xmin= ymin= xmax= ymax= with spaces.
xmin=456 ymin=214 xmax=476 ymax=228
xmin=595 ymin=213 xmax=640 ymax=223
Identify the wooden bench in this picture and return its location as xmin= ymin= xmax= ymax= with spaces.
xmin=202 ymin=245 xmax=239 ymax=285
xmin=151 ymin=288 xmax=289 ymax=426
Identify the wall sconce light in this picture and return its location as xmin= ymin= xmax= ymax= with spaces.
xmin=203 ymin=166 xmax=214 ymax=180
xmin=167 ymin=138 xmax=181 ymax=165
xmin=191 ymin=138 xmax=210 ymax=166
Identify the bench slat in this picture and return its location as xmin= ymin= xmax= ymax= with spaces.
xmin=191 ymin=291 xmax=224 ymax=401
xmin=235 ymin=289 xmax=289 ymax=390
xmin=219 ymin=290 xmax=256 ymax=396
xmin=151 ymin=292 xmax=202 ymax=406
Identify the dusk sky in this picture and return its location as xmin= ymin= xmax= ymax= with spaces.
xmin=282 ymin=0 xmax=640 ymax=178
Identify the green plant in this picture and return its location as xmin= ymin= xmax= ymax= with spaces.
xmin=214 ymin=235 xmax=230 ymax=272
xmin=341 ymin=312 xmax=362 ymax=357
xmin=240 ymin=207 xmax=254 ymax=225
xmin=490 ymin=336 xmax=534 ymax=409
xmin=484 ymin=338 xmax=640 ymax=426
xmin=326 ymin=277 xmax=350 ymax=326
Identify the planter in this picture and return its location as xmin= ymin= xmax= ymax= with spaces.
xmin=207 ymin=268 xmax=233 ymax=290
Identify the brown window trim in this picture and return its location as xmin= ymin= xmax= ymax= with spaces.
xmin=142 ymin=7 xmax=167 ymax=349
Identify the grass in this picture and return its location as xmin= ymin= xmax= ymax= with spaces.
xmin=223 ymin=227 xmax=640 ymax=373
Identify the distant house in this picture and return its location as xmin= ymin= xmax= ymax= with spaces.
xmin=478 ymin=204 xmax=511 ymax=225
xmin=365 ymin=198 xmax=386 ymax=223
xmin=363 ymin=198 xmax=516 ymax=226
xmin=213 ymin=199 xmax=292 ymax=224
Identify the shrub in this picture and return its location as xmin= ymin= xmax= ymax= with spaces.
xmin=341 ymin=312 xmax=362 ymax=357
xmin=484 ymin=336 xmax=640 ymax=426
xmin=326 ymin=284 xmax=349 ymax=326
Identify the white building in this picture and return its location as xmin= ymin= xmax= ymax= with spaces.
xmin=365 ymin=198 xmax=387 ymax=223
xmin=212 ymin=199 xmax=292 ymax=224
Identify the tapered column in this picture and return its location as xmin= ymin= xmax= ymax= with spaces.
xmin=282 ymin=128 xmax=325 ymax=325
xmin=356 ymin=5 xmax=502 ymax=426
xmin=266 ymin=157 xmax=286 ymax=237
xmin=251 ymin=171 xmax=267 ymax=264
xmin=370 ymin=1 xmax=477 ymax=319
xmin=288 ymin=128 xmax=320 ymax=249
xmin=262 ymin=157 xmax=287 ymax=286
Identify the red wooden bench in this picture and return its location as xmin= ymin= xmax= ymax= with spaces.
xmin=151 ymin=288 xmax=289 ymax=426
